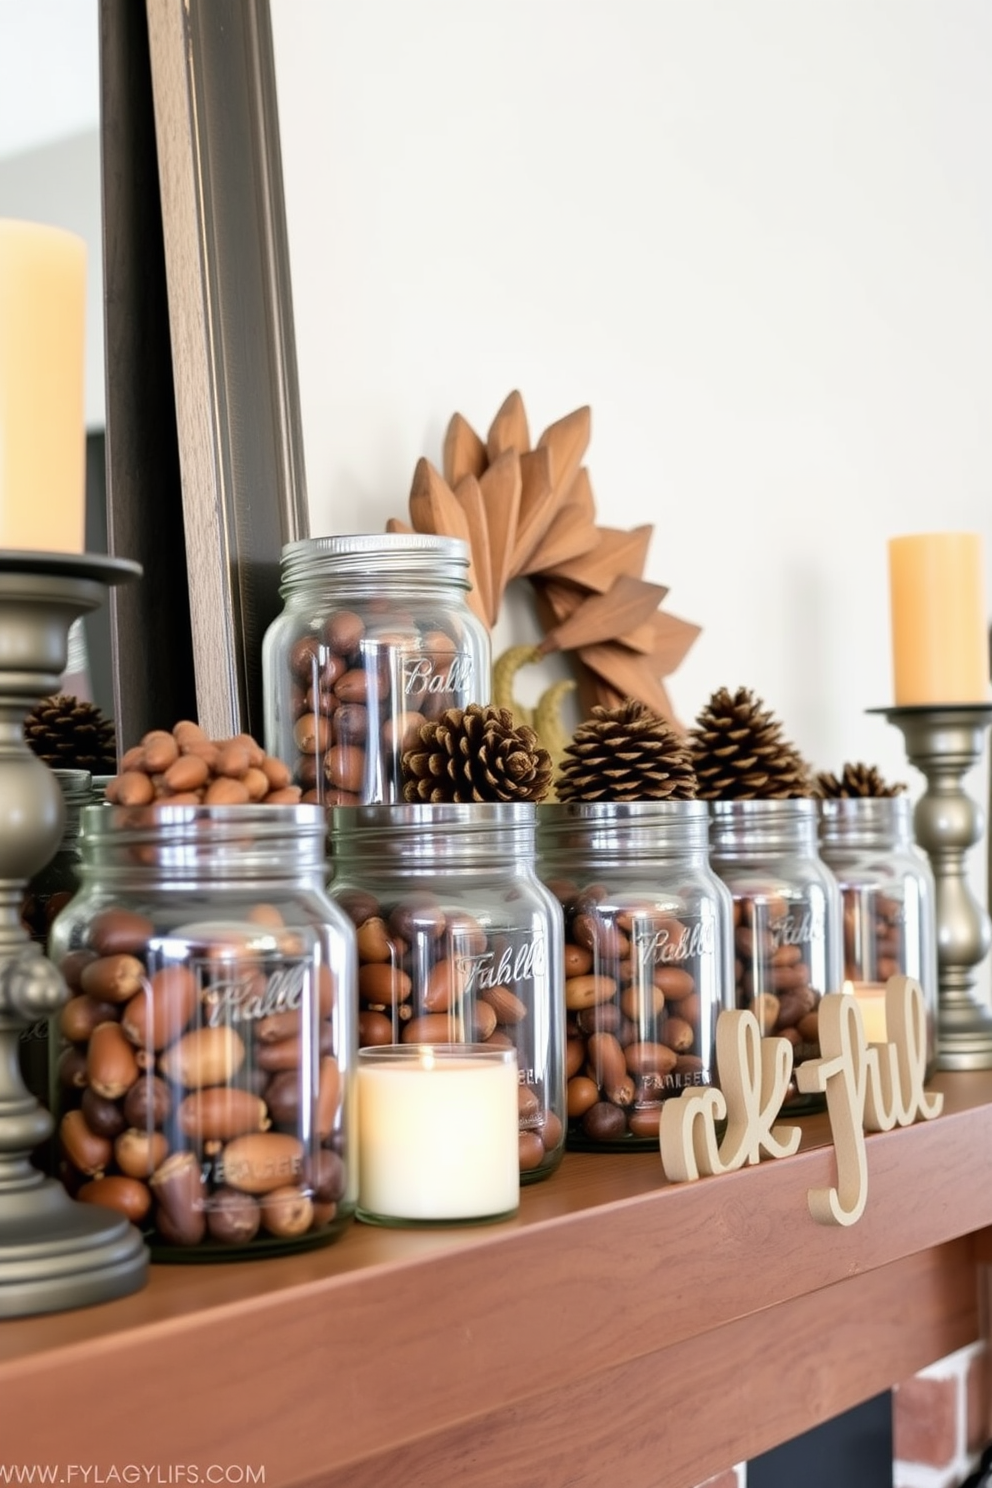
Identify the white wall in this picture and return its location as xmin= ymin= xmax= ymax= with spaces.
xmin=0 ymin=0 xmax=100 ymax=158
xmin=271 ymin=0 xmax=992 ymax=802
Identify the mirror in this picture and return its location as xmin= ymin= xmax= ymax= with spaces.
xmin=98 ymin=0 xmax=306 ymax=745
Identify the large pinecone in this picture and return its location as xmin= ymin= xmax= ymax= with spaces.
xmin=556 ymin=698 xmax=697 ymax=802
xmin=816 ymin=762 xmax=906 ymax=798
xmin=24 ymin=694 xmax=117 ymax=774
xmin=401 ymin=704 xmax=553 ymax=804
xmin=689 ymin=686 xmax=811 ymax=799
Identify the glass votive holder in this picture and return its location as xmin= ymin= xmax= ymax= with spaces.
xmin=356 ymin=1044 xmax=520 ymax=1226
xmin=845 ymin=979 xmax=888 ymax=1044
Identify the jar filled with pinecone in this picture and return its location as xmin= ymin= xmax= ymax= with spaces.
xmin=818 ymin=767 xmax=938 ymax=1070
xmin=262 ymin=534 xmax=491 ymax=807
xmin=536 ymin=800 xmax=734 ymax=1150
xmin=689 ymin=684 xmax=840 ymax=1110
xmin=328 ymin=803 xmax=566 ymax=1188
xmin=708 ymin=800 xmax=843 ymax=1111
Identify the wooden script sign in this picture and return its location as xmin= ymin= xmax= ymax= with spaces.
xmin=659 ymin=976 xmax=943 ymax=1226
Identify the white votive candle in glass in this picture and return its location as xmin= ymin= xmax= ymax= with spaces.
xmin=357 ymin=1044 xmax=520 ymax=1225
xmin=844 ymin=979 xmax=888 ymax=1044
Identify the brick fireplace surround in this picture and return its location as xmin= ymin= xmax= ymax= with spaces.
xmin=893 ymin=1341 xmax=991 ymax=1488
xmin=697 ymin=1339 xmax=992 ymax=1488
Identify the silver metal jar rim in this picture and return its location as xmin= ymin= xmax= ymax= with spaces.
xmin=708 ymin=797 xmax=819 ymax=855
xmin=330 ymin=801 xmax=536 ymax=865
xmin=819 ymin=794 xmax=911 ymax=849
xmin=279 ymin=533 xmax=471 ymax=594
xmin=536 ymin=799 xmax=711 ymax=857
xmin=77 ymin=802 xmax=329 ymax=878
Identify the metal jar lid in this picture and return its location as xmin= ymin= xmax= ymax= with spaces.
xmin=330 ymin=801 xmax=536 ymax=867
xmin=77 ymin=802 xmax=330 ymax=880
xmin=536 ymin=799 xmax=711 ymax=860
xmin=279 ymin=534 xmax=472 ymax=593
xmin=708 ymin=797 xmax=820 ymax=857
xmin=819 ymin=794 xmax=911 ymax=851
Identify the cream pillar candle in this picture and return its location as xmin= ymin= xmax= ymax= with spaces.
xmin=0 ymin=220 xmax=87 ymax=553
xmin=888 ymin=533 xmax=989 ymax=705
xmin=357 ymin=1045 xmax=520 ymax=1224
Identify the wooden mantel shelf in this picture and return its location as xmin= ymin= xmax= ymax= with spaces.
xmin=3 ymin=1072 xmax=992 ymax=1488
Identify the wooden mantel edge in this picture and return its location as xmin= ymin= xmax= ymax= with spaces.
xmin=1 ymin=1070 xmax=991 ymax=1476
xmin=297 ymin=1237 xmax=984 ymax=1488
xmin=0 ymin=1076 xmax=985 ymax=1383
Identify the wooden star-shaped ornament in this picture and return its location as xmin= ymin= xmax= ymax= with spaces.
xmin=386 ymin=390 xmax=702 ymax=731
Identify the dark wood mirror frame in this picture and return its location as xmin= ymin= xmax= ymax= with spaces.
xmin=99 ymin=0 xmax=308 ymax=749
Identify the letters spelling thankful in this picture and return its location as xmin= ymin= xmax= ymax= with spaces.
xmin=658 ymin=976 xmax=942 ymax=1227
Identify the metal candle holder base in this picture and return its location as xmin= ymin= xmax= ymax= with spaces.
xmin=873 ymin=704 xmax=992 ymax=1071
xmin=0 ymin=550 xmax=147 ymax=1318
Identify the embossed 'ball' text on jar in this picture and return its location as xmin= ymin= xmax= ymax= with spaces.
xmin=536 ymin=800 xmax=735 ymax=1150
xmin=708 ymin=798 xmax=843 ymax=1113
xmin=819 ymin=794 xmax=938 ymax=1069
xmin=48 ymin=803 xmax=357 ymax=1259
xmin=328 ymin=802 xmax=566 ymax=1183
xmin=261 ymin=534 xmax=491 ymax=807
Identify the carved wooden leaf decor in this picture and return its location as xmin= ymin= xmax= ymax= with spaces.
xmin=537 ymin=576 xmax=671 ymax=657
xmin=388 ymin=391 xmax=703 ymax=726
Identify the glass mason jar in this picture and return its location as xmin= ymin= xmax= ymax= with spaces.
xmin=536 ymin=800 xmax=735 ymax=1150
xmin=19 ymin=768 xmax=91 ymax=1166
xmin=262 ymin=534 xmax=491 ymax=807
xmin=328 ymin=802 xmax=566 ymax=1183
xmin=48 ymin=803 xmax=357 ymax=1259
xmin=708 ymin=799 xmax=843 ymax=1113
xmin=819 ymin=795 xmax=938 ymax=1068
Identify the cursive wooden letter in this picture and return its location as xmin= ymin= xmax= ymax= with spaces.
xmin=796 ymin=993 xmax=870 ymax=1226
xmin=659 ymin=1010 xmax=800 ymax=1182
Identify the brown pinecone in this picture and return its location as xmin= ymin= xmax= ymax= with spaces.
xmin=556 ymin=698 xmax=697 ymax=802
xmin=23 ymin=694 xmax=117 ymax=774
xmin=689 ymin=686 xmax=811 ymax=799
xmin=401 ymin=704 xmax=553 ymax=804
xmin=816 ymin=762 xmax=906 ymax=798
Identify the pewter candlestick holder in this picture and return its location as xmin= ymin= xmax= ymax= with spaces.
xmin=0 ymin=550 xmax=147 ymax=1317
xmin=873 ymin=704 xmax=992 ymax=1070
